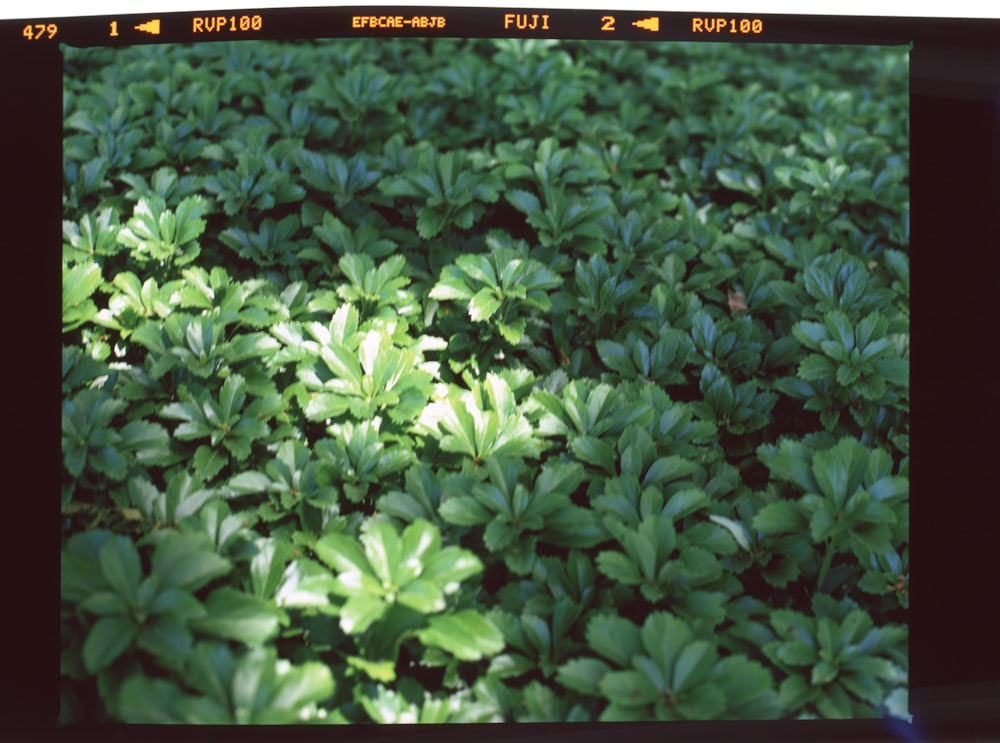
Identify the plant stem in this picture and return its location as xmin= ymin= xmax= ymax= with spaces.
xmin=817 ymin=540 xmax=835 ymax=593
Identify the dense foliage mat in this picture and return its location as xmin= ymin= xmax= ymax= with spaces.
xmin=61 ymin=38 xmax=910 ymax=724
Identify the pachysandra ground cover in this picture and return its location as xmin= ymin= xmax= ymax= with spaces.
xmin=61 ymin=38 xmax=910 ymax=724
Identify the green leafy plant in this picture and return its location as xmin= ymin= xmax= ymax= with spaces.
xmin=784 ymin=310 xmax=908 ymax=431
xmin=417 ymin=373 xmax=542 ymax=464
xmin=429 ymin=234 xmax=561 ymax=345
xmin=297 ymin=151 xmax=380 ymax=211
xmin=92 ymin=271 xmax=176 ymax=337
xmin=380 ymin=148 xmax=501 ymax=239
xmin=218 ymin=215 xmax=304 ymax=270
xmin=439 ymin=457 xmax=602 ymax=574
xmin=117 ymin=644 xmax=334 ymax=723
xmin=336 ymin=254 xmax=418 ymax=320
xmin=557 ymin=611 xmax=780 ymax=721
xmin=160 ymin=373 xmax=283 ymax=479
xmin=505 ymin=183 xmax=612 ymax=257
xmin=201 ymin=149 xmax=306 ymax=218
xmin=63 ymin=388 xmax=175 ymax=496
xmin=130 ymin=312 xmax=280 ymax=382
xmin=63 ymin=262 xmax=104 ymax=332
xmin=285 ymin=311 xmax=437 ymax=426
xmin=375 ymin=463 xmax=447 ymax=528
xmin=128 ymin=470 xmax=221 ymax=526
xmin=225 ymin=439 xmax=339 ymax=525
xmin=307 ymin=214 xmax=397 ymax=264
xmin=753 ymin=437 xmax=908 ymax=593
xmin=497 ymin=81 xmax=587 ymax=138
xmin=489 ymin=601 xmax=586 ymax=682
xmin=63 ymin=207 xmax=123 ymax=264
xmin=313 ymin=418 xmax=415 ymax=504
xmin=692 ymin=364 xmax=778 ymax=437
xmin=62 ymin=530 xmax=232 ymax=675
xmin=116 ymin=195 xmax=207 ymax=270
xmin=597 ymin=328 xmax=695 ymax=386
xmin=62 ymin=39 xmax=908 ymax=724
xmin=312 ymin=519 xmax=504 ymax=666
xmin=761 ymin=594 xmax=907 ymax=718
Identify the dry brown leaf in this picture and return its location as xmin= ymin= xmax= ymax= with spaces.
xmin=727 ymin=289 xmax=748 ymax=313
xmin=120 ymin=507 xmax=143 ymax=522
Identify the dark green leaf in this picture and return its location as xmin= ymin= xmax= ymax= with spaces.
xmin=557 ymin=657 xmax=613 ymax=696
xmin=417 ymin=610 xmax=505 ymax=661
xmin=192 ymin=587 xmax=283 ymax=644
xmin=152 ymin=532 xmax=232 ymax=591
xmin=83 ymin=615 xmax=138 ymax=673
xmin=600 ymin=670 xmax=659 ymax=706
xmin=98 ymin=535 xmax=142 ymax=603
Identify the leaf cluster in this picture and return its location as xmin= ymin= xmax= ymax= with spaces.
xmin=61 ymin=38 xmax=909 ymax=724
